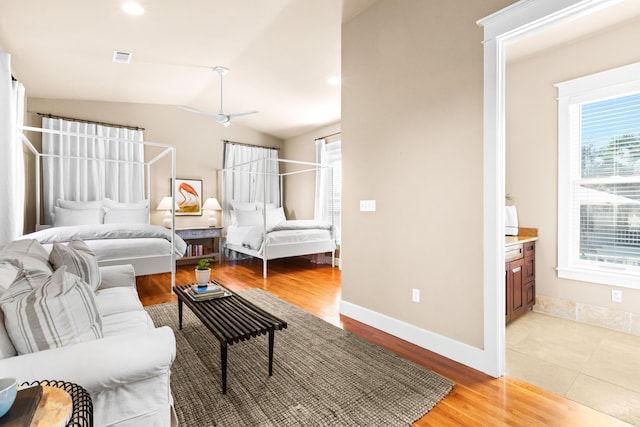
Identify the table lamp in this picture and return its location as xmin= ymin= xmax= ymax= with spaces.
xmin=156 ymin=196 xmax=175 ymax=228
xmin=202 ymin=197 xmax=222 ymax=227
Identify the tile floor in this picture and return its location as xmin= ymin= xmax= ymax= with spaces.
xmin=506 ymin=311 xmax=640 ymax=426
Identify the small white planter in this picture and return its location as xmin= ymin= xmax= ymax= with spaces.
xmin=195 ymin=268 xmax=211 ymax=285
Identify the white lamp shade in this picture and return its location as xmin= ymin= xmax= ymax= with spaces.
xmin=202 ymin=197 xmax=222 ymax=211
xmin=156 ymin=196 xmax=175 ymax=211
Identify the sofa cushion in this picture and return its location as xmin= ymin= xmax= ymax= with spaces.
xmin=101 ymin=310 xmax=154 ymax=337
xmin=49 ymin=235 xmax=101 ymax=291
xmin=0 ymin=266 xmax=103 ymax=355
xmin=0 ymin=239 xmax=52 ymax=275
xmin=95 ymin=287 xmax=144 ymax=317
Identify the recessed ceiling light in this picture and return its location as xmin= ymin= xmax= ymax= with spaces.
xmin=327 ymin=75 xmax=341 ymax=86
xmin=122 ymin=1 xmax=144 ymax=15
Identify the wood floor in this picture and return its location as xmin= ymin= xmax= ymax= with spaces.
xmin=137 ymin=257 xmax=631 ymax=427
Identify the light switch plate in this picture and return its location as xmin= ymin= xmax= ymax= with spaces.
xmin=359 ymin=200 xmax=376 ymax=212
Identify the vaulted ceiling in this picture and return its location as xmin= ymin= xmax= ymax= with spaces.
xmin=0 ymin=0 xmax=377 ymax=139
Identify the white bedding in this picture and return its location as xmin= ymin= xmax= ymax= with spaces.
xmin=20 ymin=224 xmax=187 ymax=260
xmin=229 ymin=220 xmax=333 ymax=252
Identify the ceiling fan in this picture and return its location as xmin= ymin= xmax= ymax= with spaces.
xmin=180 ymin=66 xmax=258 ymax=127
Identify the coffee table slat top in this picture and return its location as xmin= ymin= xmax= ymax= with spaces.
xmin=173 ymin=283 xmax=287 ymax=345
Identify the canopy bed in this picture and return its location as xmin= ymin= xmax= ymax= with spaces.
xmin=223 ymin=155 xmax=336 ymax=278
xmin=17 ymin=118 xmax=184 ymax=288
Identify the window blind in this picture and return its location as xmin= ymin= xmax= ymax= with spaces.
xmin=571 ymin=93 xmax=640 ymax=268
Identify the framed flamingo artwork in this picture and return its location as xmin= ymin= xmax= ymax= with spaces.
xmin=173 ymin=178 xmax=203 ymax=215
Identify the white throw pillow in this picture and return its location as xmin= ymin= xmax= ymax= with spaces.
xmin=54 ymin=207 xmax=104 ymax=227
xmin=103 ymin=207 xmax=149 ymax=225
xmin=0 ymin=260 xmax=20 ymax=291
xmin=103 ymin=198 xmax=149 ymax=209
xmin=0 ymin=266 xmax=103 ymax=355
xmin=0 ymin=260 xmax=21 ymax=359
xmin=256 ymin=201 xmax=278 ymax=210
xmin=264 ymin=207 xmax=286 ymax=227
xmin=0 ymin=239 xmax=52 ymax=275
xmin=49 ymin=235 xmax=101 ymax=291
xmin=235 ymin=209 xmax=263 ymax=227
xmin=56 ymin=199 xmax=103 ymax=210
xmin=231 ymin=200 xmax=257 ymax=211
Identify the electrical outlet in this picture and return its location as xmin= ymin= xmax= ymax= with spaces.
xmin=612 ymin=289 xmax=622 ymax=303
xmin=412 ymin=288 xmax=420 ymax=303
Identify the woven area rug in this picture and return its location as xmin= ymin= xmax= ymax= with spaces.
xmin=145 ymin=289 xmax=454 ymax=426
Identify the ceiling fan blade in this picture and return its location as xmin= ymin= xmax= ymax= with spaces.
xmin=227 ymin=110 xmax=259 ymax=119
xmin=178 ymin=105 xmax=218 ymax=119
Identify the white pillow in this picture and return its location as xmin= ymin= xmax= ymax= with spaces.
xmin=264 ymin=207 xmax=286 ymax=226
xmin=0 ymin=239 xmax=52 ymax=276
xmin=56 ymin=199 xmax=103 ymax=210
xmin=103 ymin=207 xmax=149 ymax=224
xmin=257 ymin=201 xmax=278 ymax=210
xmin=49 ymin=235 xmax=101 ymax=291
xmin=0 ymin=260 xmax=21 ymax=291
xmin=103 ymin=198 xmax=149 ymax=209
xmin=235 ymin=209 xmax=263 ymax=227
xmin=0 ymin=261 xmax=20 ymax=359
xmin=231 ymin=200 xmax=257 ymax=211
xmin=0 ymin=266 xmax=103 ymax=355
xmin=54 ymin=207 xmax=104 ymax=227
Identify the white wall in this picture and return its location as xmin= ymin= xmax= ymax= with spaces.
xmin=341 ymin=0 xmax=514 ymax=349
xmin=283 ymin=122 xmax=340 ymax=220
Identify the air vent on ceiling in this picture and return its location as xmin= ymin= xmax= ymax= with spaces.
xmin=112 ymin=50 xmax=132 ymax=64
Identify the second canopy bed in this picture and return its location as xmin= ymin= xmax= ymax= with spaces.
xmin=223 ymin=155 xmax=337 ymax=278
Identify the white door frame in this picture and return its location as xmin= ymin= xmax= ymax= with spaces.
xmin=477 ymin=0 xmax=623 ymax=377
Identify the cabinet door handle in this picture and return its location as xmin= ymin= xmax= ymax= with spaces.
xmin=512 ymin=266 xmax=521 ymax=273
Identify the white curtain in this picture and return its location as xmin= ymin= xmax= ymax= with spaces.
xmin=0 ymin=50 xmax=25 ymax=244
xmin=315 ymin=138 xmax=342 ymax=244
xmin=222 ymin=142 xmax=279 ymax=227
xmin=42 ymin=117 xmax=144 ymax=225
xmin=314 ymin=138 xmax=328 ymax=222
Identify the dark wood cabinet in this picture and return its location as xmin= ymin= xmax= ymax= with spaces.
xmin=505 ymin=240 xmax=535 ymax=324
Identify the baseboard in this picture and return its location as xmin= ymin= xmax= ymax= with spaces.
xmin=534 ymin=294 xmax=640 ymax=336
xmin=340 ymin=300 xmax=488 ymax=374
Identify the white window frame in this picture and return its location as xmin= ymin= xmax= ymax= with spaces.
xmin=556 ymin=61 xmax=640 ymax=289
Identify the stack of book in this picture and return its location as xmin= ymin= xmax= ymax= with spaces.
xmin=186 ymin=283 xmax=227 ymax=301
xmin=2 ymin=384 xmax=43 ymax=426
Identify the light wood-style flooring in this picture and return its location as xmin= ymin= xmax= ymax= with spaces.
xmin=136 ymin=257 xmax=631 ymax=426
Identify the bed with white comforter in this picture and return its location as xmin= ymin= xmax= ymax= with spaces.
xmin=20 ymin=224 xmax=187 ymax=276
xmin=225 ymin=209 xmax=336 ymax=277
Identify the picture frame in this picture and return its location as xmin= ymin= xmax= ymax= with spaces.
xmin=173 ymin=178 xmax=203 ymax=216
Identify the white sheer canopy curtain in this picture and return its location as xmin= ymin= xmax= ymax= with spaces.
xmin=314 ymin=138 xmax=328 ymax=222
xmin=0 ymin=50 xmax=25 ymax=244
xmin=315 ymin=138 xmax=341 ymax=244
xmin=222 ymin=142 xmax=279 ymax=227
xmin=42 ymin=117 xmax=145 ymax=225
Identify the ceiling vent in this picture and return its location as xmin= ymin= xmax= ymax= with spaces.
xmin=112 ymin=50 xmax=132 ymax=64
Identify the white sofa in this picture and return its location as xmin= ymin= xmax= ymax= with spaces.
xmin=0 ymin=239 xmax=176 ymax=426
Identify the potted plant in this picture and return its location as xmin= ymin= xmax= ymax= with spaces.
xmin=195 ymin=258 xmax=212 ymax=285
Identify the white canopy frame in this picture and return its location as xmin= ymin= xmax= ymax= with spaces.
xmin=18 ymin=124 xmax=178 ymax=288
xmin=223 ymin=157 xmax=336 ymax=277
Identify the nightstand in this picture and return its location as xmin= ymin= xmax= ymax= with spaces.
xmin=175 ymin=227 xmax=223 ymax=265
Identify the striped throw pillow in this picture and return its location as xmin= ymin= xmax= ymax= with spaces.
xmin=0 ymin=266 xmax=103 ymax=355
xmin=49 ymin=235 xmax=101 ymax=291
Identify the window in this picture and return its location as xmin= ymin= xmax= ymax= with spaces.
xmin=315 ymin=138 xmax=342 ymax=244
xmin=557 ymin=62 xmax=640 ymax=289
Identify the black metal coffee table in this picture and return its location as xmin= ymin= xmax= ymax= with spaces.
xmin=173 ymin=282 xmax=287 ymax=394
